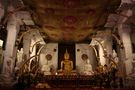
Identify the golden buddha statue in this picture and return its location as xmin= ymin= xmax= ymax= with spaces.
xmin=60 ymin=49 xmax=73 ymax=74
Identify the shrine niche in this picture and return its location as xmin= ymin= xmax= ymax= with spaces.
xmin=58 ymin=43 xmax=75 ymax=70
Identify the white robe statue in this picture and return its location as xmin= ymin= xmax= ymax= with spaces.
xmin=41 ymin=64 xmax=51 ymax=75
xmin=83 ymin=59 xmax=93 ymax=75
xmin=112 ymin=50 xmax=119 ymax=65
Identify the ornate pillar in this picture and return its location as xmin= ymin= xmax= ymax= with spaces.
xmin=23 ymin=33 xmax=31 ymax=60
xmin=99 ymin=42 xmax=106 ymax=66
xmin=0 ymin=3 xmax=4 ymax=22
xmin=105 ymin=30 xmax=112 ymax=54
xmin=104 ymin=29 xmax=113 ymax=65
xmin=118 ymin=24 xmax=133 ymax=75
xmin=1 ymin=14 xmax=20 ymax=84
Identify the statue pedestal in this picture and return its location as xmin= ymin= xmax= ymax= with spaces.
xmin=57 ymin=70 xmax=77 ymax=75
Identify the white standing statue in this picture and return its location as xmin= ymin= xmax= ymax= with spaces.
xmin=83 ymin=59 xmax=93 ymax=75
xmin=112 ymin=50 xmax=119 ymax=65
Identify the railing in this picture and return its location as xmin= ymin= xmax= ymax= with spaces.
xmin=16 ymin=68 xmax=122 ymax=88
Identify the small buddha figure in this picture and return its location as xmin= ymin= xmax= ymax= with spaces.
xmin=112 ymin=50 xmax=119 ymax=65
xmin=83 ymin=59 xmax=93 ymax=75
xmin=41 ymin=54 xmax=54 ymax=75
xmin=41 ymin=64 xmax=51 ymax=75
xmin=60 ymin=49 xmax=73 ymax=74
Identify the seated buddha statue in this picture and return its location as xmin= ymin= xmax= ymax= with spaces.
xmin=41 ymin=64 xmax=51 ymax=75
xmin=60 ymin=49 xmax=73 ymax=74
xmin=83 ymin=59 xmax=93 ymax=75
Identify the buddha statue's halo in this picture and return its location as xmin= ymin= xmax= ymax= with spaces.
xmin=81 ymin=54 xmax=88 ymax=61
xmin=45 ymin=54 xmax=52 ymax=61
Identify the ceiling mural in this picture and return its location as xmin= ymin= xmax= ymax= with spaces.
xmin=22 ymin=0 xmax=121 ymax=42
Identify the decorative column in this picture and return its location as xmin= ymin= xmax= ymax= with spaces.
xmin=118 ymin=24 xmax=133 ymax=75
xmin=99 ymin=42 xmax=106 ymax=66
xmin=117 ymin=3 xmax=133 ymax=75
xmin=104 ymin=29 xmax=113 ymax=65
xmin=0 ymin=3 xmax=4 ymax=22
xmin=105 ymin=30 xmax=112 ymax=54
xmin=23 ymin=33 xmax=31 ymax=60
xmin=1 ymin=14 xmax=20 ymax=84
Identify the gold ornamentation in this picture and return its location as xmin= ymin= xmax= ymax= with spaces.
xmin=60 ymin=49 xmax=73 ymax=74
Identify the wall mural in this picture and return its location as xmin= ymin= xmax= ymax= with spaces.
xmin=22 ymin=0 xmax=121 ymax=42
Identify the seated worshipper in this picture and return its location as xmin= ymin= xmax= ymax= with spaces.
xmin=83 ymin=59 xmax=93 ymax=75
xmin=60 ymin=49 xmax=73 ymax=74
xmin=103 ymin=64 xmax=109 ymax=74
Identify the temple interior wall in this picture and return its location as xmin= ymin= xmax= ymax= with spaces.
xmin=38 ymin=43 xmax=97 ymax=72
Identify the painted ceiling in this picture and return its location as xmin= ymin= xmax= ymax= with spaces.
xmin=22 ymin=0 xmax=121 ymax=42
